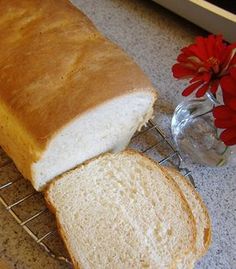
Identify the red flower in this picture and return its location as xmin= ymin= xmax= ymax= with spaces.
xmin=172 ymin=35 xmax=236 ymax=97
xmin=221 ymin=67 xmax=236 ymax=97
xmin=213 ymin=103 xmax=236 ymax=146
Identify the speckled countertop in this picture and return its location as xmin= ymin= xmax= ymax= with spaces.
xmin=0 ymin=0 xmax=236 ymax=269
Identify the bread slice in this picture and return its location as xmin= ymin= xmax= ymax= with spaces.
xmin=46 ymin=150 xmax=196 ymax=269
xmin=163 ymin=168 xmax=211 ymax=269
xmin=0 ymin=0 xmax=157 ymax=191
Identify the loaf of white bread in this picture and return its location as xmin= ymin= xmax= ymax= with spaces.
xmin=46 ymin=150 xmax=211 ymax=269
xmin=0 ymin=0 xmax=157 ymax=191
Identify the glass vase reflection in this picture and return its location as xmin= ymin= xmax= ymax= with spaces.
xmin=171 ymin=95 xmax=236 ymax=166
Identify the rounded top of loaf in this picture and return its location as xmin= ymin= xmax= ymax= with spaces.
xmin=0 ymin=0 xmax=157 ymax=149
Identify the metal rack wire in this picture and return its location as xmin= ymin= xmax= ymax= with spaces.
xmin=0 ymin=120 xmax=195 ymax=265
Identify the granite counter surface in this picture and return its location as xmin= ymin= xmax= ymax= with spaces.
xmin=0 ymin=0 xmax=236 ymax=268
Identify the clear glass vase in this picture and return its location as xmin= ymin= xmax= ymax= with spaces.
xmin=171 ymin=94 xmax=236 ymax=167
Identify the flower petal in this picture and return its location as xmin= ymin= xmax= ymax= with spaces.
xmin=222 ymin=92 xmax=236 ymax=111
xmin=196 ymin=82 xmax=210 ymax=97
xmin=220 ymin=75 xmax=236 ymax=96
xmin=227 ymin=99 xmax=236 ymax=111
xmin=220 ymin=127 xmax=236 ymax=144
xmin=177 ymin=52 xmax=189 ymax=63
xmin=221 ymin=43 xmax=236 ymax=72
xmin=230 ymin=67 xmax=236 ymax=80
xmin=213 ymin=106 xmax=232 ymax=119
xmin=214 ymin=34 xmax=225 ymax=60
xmin=229 ymin=54 xmax=236 ymax=67
xmin=182 ymin=81 xmax=203 ymax=96
xmin=172 ymin=64 xmax=196 ymax=78
xmin=190 ymin=72 xmax=211 ymax=83
xmin=181 ymin=47 xmax=193 ymax=57
xmin=205 ymin=34 xmax=215 ymax=58
xmin=224 ymin=137 xmax=236 ymax=146
xmin=210 ymin=80 xmax=220 ymax=94
xmin=190 ymin=74 xmax=203 ymax=83
xmin=189 ymin=36 xmax=209 ymax=61
xmin=215 ymin=118 xmax=236 ymax=128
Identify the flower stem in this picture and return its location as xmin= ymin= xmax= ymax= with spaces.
xmin=216 ymin=158 xmax=226 ymax=167
xmin=221 ymin=146 xmax=228 ymax=155
xmin=192 ymin=109 xmax=213 ymax=119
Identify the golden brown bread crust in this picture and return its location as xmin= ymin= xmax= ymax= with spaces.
xmin=164 ymin=167 xmax=211 ymax=259
xmin=44 ymin=188 xmax=77 ymax=268
xmin=0 ymin=0 xmax=157 ymax=180
xmin=0 ymin=0 xmax=156 ymax=146
xmin=163 ymin=167 xmax=211 ymax=269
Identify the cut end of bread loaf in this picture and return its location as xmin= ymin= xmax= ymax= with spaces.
xmin=32 ymin=92 xmax=155 ymax=191
xmin=46 ymin=150 xmax=196 ymax=269
xmin=0 ymin=0 xmax=158 ymax=192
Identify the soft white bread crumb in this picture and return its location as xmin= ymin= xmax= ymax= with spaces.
xmin=32 ymin=92 xmax=155 ymax=191
xmin=46 ymin=150 xmax=196 ymax=269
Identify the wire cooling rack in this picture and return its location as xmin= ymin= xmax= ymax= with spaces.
xmin=0 ymin=120 xmax=195 ymax=265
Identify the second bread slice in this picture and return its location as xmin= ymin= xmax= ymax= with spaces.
xmin=163 ymin=167 xmax=211 ymax=268
xmin=46 ymin=150 xmax=196 ymax=269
